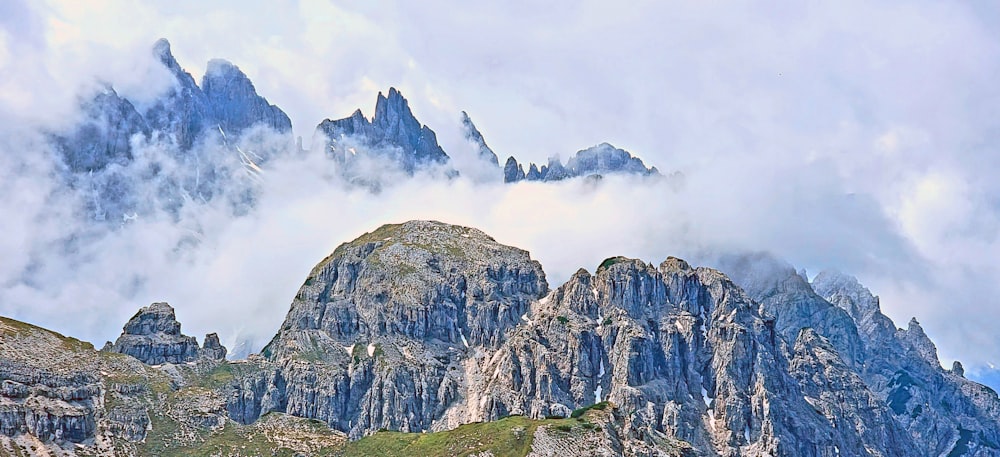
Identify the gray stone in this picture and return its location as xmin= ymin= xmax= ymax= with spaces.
xmin=110 ymin=302 xmax=226 ymax=365
xmin=314 ymin=88 xmax=451 ymax=175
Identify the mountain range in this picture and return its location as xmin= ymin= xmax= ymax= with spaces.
xmin=4 ymin=39 xmax=998 ymax=456
xmin=1 ymin=220 xmax=998 ymax=456
xmin=47 ymin=39 xmax=659 ymax=225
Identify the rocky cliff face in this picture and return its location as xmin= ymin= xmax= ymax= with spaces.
xmin=0 ymin=314 xmax=172 ymax=456
xmin=461 ymin=110 xmax=500 ymax=167
xmin=3 ymin=221 xmax=1000 ymax=456
xmin=109 ymin=302 xmax=227 ymax=364
xmin=811 ymin=270 xmax=1000 ymax=456
xmin=237 ymin=220 xmax=548 ymax=438
xmin=53 ymin=86 xmax=151 ymax=173
xmin=0 ymin=308 xmax=339 ymax=456
xmin=314 ymin=88 xmax=452 ymax=175
xmin=202 ymin=58 xmax=292 ymax=137
xmin=47 ymin=38 xmax=293 ymax=223
xmin=218 ymin=221 xmax=1000 ymax=456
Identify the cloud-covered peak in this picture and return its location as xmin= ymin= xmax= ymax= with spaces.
xmin=202 ymin=58 xmax=292 ymax=135
xmin=151 ymin=38 xmax=172 ymax=64
xmin=315 ymin=87 xmax=450 ymax=174
xmin=460 ymin=110 xmax=499 ymax=167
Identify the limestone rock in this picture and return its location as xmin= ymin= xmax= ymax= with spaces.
xmin=314 ymin=88 xmax=451 ymax=175
xmin=508 ymin=143 xmax=659 ymax=183
xmin=461 ymin=111 xmax=499 ymax=167
xmin=202 ymin=58 xmax=292 ymax=136
xmin=110 ymin=302 xmax=226 ymax=365
xmin=201 ymin=332 xmax=227 ymax=360
xmin=504 ymin=156 xmax=526 ymax=183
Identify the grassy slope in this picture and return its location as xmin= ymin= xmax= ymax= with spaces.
xmin=338 ymin=414 xmax=603 ymax=457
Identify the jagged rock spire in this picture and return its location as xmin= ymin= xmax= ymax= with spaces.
xmin=110 ymin=302 xmax=226 ymax=364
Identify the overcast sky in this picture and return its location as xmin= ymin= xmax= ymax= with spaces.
xmin=3 ymin=1 xmax=1000 ymax=384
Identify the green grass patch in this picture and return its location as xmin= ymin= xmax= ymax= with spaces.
xmin=571 ymin=401 xmax=610 ymax=419
xmin=597 ymin=256 xmax=629 ymax=271
xmin=340 ymin=415 xmax=565 ymax=457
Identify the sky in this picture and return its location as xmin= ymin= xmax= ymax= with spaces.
xmin=2 ymin=1 xmax=1000 ymax=382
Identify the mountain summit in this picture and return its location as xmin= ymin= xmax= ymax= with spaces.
xmin=2 ymin=221 xmax=997 ymax=455
xmin=314 ymin=87 xmax=451 ymax=174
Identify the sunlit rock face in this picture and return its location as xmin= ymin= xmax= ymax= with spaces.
xmin=2 ymin=221 xmax=1000 ymax=455
xmin=223 ymin=220 xmax=1000 ymax=456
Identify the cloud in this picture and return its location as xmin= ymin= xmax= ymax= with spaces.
xmin=0 ymin=1 xmax=999 ymax=384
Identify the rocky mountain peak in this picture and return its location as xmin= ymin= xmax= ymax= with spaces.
xmin=202 ymin=58 xmax=292 ymax=135
xmin=461 ymin=111 xmax=500 ymax=167
xmin=659 ymin=255 xmax=692 ymax=273
xmin=503 ymin=142 xmax=658 ymax=183
xmin=264 ymin=220 xmax=547 ymax=360
xmin=110 ymin=302 xmax=226 ymax=364
xmin=717 ymin=252 xmax=866 ymax=369
xmin=901 ymin=317 xmax=941 ymax=366
xmin=149 ymin=38 xmax=198 ymax=92
xmin=121 ymin=302 xmax=183 ymax=336
xmin=315 ymin=87 xmax=451 ymax=174
xmin=503 ymin=155 xmax=525 ymax=182
xmin=373 ymin=87 xmax=411 ymax=128
xmin=152 ymin=38 xmax=175 ymax=67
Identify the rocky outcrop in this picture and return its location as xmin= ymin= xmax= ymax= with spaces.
xmin=237 ymin=221 xmax=547 ymax=438
xmin=201 ymin=332 xmax=227 ymax=361
xmin=222 ymin=221 xmax=1000 ymax=456
xmin=504 ymin=155 xmax=526 ymax=183
xmin=202 ymin=58 xmax=292 ymax=136
xmin=717 ymin=253 xmax=866 ymax=369
xmin=109 ymin=302 xmax=227 ymax=365
xmin=464 ymin=256 xmax=914 ymax=455
xmin=0 ymin=315 xmax=163 ymax=454
xmin=811 ymin=270 xmax=1000 ymax=456
xmin=461 ymin=111 xmax=499 ymax=167
xmin=713 ymin=258 xmax=1000 ymax=455
xmin=4 ymin=221 xmax=1000 ymax=456
xmin=314 ymin=88 xmax=451 ymax=174
xmin=52 ymin=85 xmax=151 ymax=172
xmin=48 ymin=38 xmax=293 ymax=224
xmin=504 ymin=143 xmax=659 ymax=183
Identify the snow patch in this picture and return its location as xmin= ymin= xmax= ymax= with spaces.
xmin=367 ymin=343 xmax=375 ymax=357
xmin=460 ymin=332 xmax=470 ymax=348
xmin=744 ymin=426 xmax=750 ymax=442
xmin=344 ymin=344 xmax=355 ymax=356
xmin=594 ymin=358 xmax=606 ymax=402
xmin=701 ymin=387 xmax=711 ymax=407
